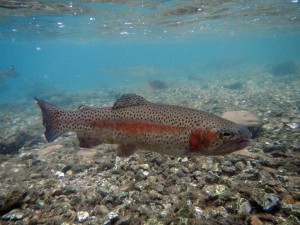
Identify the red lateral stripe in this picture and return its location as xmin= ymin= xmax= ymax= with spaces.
xmin=93 ymin=120 xmax=183 ymax=133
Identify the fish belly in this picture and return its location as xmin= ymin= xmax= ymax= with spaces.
xmin=76 ymin=125 xmax=190 ymax=156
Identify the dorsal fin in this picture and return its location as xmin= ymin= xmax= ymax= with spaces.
xmin=78 ymin=105 xmax=92 ymax=111
xmin=112 ymin=93 xmax=150 ymax=109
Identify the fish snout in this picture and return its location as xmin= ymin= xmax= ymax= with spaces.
xmin=213 ymin=125 xmax=252 ymax=155
xmin=239 ymin=125 xmax=252 ymax=139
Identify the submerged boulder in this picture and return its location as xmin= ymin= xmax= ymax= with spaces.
xmin=0 ymin=131 xmax=41 ymax=155
xmin=0 ymin=189 xmax=27 ymax=216
xmin=270 ymin=61 xmax=298 ymax=76
xmin=222 ymin=111 xmax=261 ymax=137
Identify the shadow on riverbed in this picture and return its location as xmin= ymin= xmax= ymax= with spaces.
xmin=0 ymin=66 xmax=18 ymax=83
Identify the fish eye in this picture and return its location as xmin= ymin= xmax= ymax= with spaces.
xmin=219 ymin=129 xmax=234 ymax=139
xmin=223 ymin=132 xmax=231 ymax=136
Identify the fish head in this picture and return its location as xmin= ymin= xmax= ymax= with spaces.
xmin=213 ymin=125 xmax=252 ymax=155
xmin=188 ymin=124 xmax=252 ymax=156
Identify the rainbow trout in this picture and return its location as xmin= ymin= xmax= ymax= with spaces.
xmin=35 ymin=93 xmax=252 ymax=157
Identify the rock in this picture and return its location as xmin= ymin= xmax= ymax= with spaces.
xmin=142 ymin=170 xmax=149 ymax=177
xmin=98 ymin=187 xmax=111 ymax=197
xmin=279 ymin=162 xmax=299 ymax=175
xmin=178 ymin=218 xmax=188 ymax=225
xmin=112 ymin=192 xmax=129 ymax=203
xmin=250 ymin=189 xmax=280 ymax=212
xmin=153 ymin=184 xmax=164 ymax=193
xmin=204 ymin=171 xmax=220 ymax=184
xmin=54 ymin=171 xmax=65 ymax=178
xmin=176 ymin=201 xmax=196 ymax=218
xmin=194 ymin=206 xmax=205 ymax=218
xmin=282 ymin=202 xmax=300 ymax=218
xmin=62 ymin=164 xmax=72 ymax=173
xmin=1 ymin=209 xmax=24 ymax=220
xmin=222 ymin=111 xmax=260 ymax=126
xmin=159 ymin=210 xmax=169 ymax=218
xmin=224 ymin=201 xmax=237 ymax=213
xmin=251 ymin=214 xmax=264 ymax=225
xmin=0 ymin=189 xmax=26 ymax=215
xmin=234 ymin=161 xmax=246 ymax=171
xmin=205 ymin=206 xmax=228 ymax=219
xmin=0 ymin=131 xmax=35 ymax=155
xmin=115 ymin=215 xmax=131 ymax=225
xmin=222 ymin=111 xmax=261 ymax=136
xmin=37 ymin=144 xmax=63 ymax=158
xmin=139 ymin=164 xmax=150 ymax=170
xmin=237 ymin=198 xmax=252 ymax=216
xmin=106 ymin=212 xmax=119 ymax=223
xmin=77 ymin=211 xmax=89 ymax=222
xmin=149 ymin=190 xmax=163 ymax=200
xmin=36 ymin=199 xmax=45 ymax=209
xmin=85 ymin=191 xmax=101 ymax=206
xmin=96 ymin=204 xmax=110 ymax=215
xmin=202 ymin=184 xmax=230 ymax=200
xmin=285 ymin=215 xmax=300 ymax=225
xmin=145 ymin=218 xmax=164 ymax=225
xmin=221 ymin=164 xmax=237 ymax=175
xmin=287 ymin=123 xmax=300 ymax=129
xmin=137 ymin=204 xmax=150 ymax=216
xmin=263 ymin=142 xmax=285 ymax=153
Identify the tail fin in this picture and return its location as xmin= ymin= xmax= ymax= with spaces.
xmin=34 ymin=97 xmax=64 ymax=142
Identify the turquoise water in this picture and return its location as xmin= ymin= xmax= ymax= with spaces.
xmin=0 ymin=0 xmax=299 ymax=104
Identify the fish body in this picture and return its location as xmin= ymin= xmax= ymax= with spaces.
xmin=0 ymin=66 xmax=17 ymax=82
xmin=35 ymin=93 xmax=252 ymax=157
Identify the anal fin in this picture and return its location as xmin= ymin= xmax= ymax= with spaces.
xmin=117 ymin=144 xmax=137 ymax=157
xmin=78 ymin=135 xmax=102 ymax=148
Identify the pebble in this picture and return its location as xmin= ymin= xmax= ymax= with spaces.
xmin=107 ymin=212 xmax=119 ymax=222
xmin=263 ymin=193 xmax=280 ymax=212
xmin=203 ymin=184 xmax=230 ymax=199
xmin=54 ymin=171 xmax=65 ymax=178
xmin=238 ymin=198 xmax=252 ymax=216
xmin=234 ymin=161 xmax=246 ymax=171
xmin=204 ymin=171 xmax=220 ymax=183
xmin=77 ymin=211 xmax=89 ymax=222
xmin=263 ymin=142 xmax=285 ymax=153
xmin=97 ymin=204 xmax=110 ymax=215
xmin=159 ymin=210 xmax=169 ymax=218
xmin=194 ymin=206 xmax=205 ymax=218
xmin=1 ymin=209 xmax=24 ymax=221
xmin=139 ymin=163 xmax=150 ymax=170
xmin=142 ymin=170 xmax=149 ymax=177
xmin=0 ymin=189 xmax=25 ymax=215
xmin=287 ymin=123 xmax=300 ymax=129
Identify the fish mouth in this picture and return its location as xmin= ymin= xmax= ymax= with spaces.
xmin=215 ymin=139 xmax=252 ymax=155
